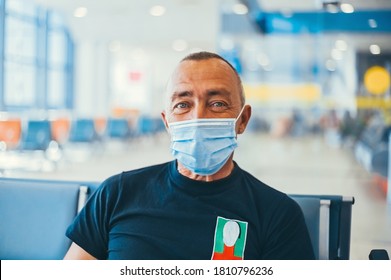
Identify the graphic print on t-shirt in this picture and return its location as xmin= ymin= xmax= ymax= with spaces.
xmin=211 ymin=216 xmax=248 ymax=260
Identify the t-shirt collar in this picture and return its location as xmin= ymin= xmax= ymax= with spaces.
xmin=168 ymin=160 xmax=241 ymax=195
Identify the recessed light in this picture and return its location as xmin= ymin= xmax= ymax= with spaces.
xmin=335 ymin=40 xmax=347 ymax=51
xmin=232 ymin=4 xmax=248 ymax=15
xmin=172 ymin=39 xmax=188 ymax=52
xmin=150 ymin=5 xmax=166 ymax=17
xmin=368 ymin=19 xmax=378 ymax=28
xmin=74 ymin=7 xmax=88 ymax=18
xmin=369 ymin=44 xmax=381 ymax=55
xmin=340 ymin=3 xmax=354 ymax=14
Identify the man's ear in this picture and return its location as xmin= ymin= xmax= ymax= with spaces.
xmin=237 ymin=105 xmax=252 ymax=134
xmin=161 ymin=111 xmax=169 ymax=130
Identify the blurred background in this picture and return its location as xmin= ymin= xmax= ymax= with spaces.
xmin=0 ymin=0 xmax=391 ymax=259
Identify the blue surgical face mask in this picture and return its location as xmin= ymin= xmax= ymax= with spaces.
xmin=168 ymin=107 xmax=245 ymax=176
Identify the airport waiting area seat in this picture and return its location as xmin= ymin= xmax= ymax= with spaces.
xmin=20 ymin=119 xmax=52 ymax=151
xmin=290 ymin=194 xmax=355 ymax=260
xmin=0 ymin=177 xmax=99 ymax=260
xmin=68 ymin=118 xmax=99 ymax=143
xmin=106 ymin=117 xmax=133 ymax=140
xmin=63 ymin=118 xmax=103 ymax=162
xmin=0 ymin=118 xmax=22 ymax=151
xmin=1 ymin=119 xmax=62 ymax=174
xmin=136 ymin=115 xmax=165 ymax=137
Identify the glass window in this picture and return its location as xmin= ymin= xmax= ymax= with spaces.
xmin=2 ymin=0 xmax=73 ymax=111
xmin=47 ymin=69 xmax=65 ymax=108
xmin=4 ymin=61 xmax=35 ymax=107
xmin=48 ymin=30 xmax=67 ymax=67
xmin=47 ymin=16 xmax=70 ymax=109
xmin=4 ymin=16 xmax=36 ymax=62
xmin=6 ymin=0 xmax=36 ymax=17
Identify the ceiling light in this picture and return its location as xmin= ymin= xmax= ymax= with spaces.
xmin=150 ymin=5 xmax=166 ymax=17
xmin=73 ymin=7 xmax=88 ymax=18
xmin=340 ymin=3 xmax=354 ymax=13
xmin=335 ymin=40 xmax=347 ymax=51
xmin=232 ymin=3 xmax=248 ymax=15
xmin=172 ymin=39 xmax=188 ymax=52
xmin=368 ymin=19 xmax=378 ymax=28
xmin=369 ymin=44 xmax=381 ymax=55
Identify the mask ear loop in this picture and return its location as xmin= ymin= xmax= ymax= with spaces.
xmin=235 ymin=105 xmax=246 ymax=122
xmin=234 ymin=105 xmax=247 ymax=135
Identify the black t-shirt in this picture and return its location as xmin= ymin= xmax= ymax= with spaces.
xmin=66 ymin=160 xmax=315 ymax=260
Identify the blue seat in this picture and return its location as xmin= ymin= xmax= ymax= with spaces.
xmin=137 ymin=116 xmax=165 ymax=136
xmin=0 ymin=177 xmax=99 ymax=260
xmin=290 ymin=194 xmax=354 ymax=260
xmin=106 ymin=118 xmax=132 ymax=139
xmin=68 ymin=118 xmax=98 ymax=143
xmin=20 ymin=120 xmax=52 ymax=151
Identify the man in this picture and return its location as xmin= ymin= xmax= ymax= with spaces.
xmin=64 ymin=51 xmax=315 ymax=260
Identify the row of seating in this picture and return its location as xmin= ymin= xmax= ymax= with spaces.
xmin=0 ymin=115 xmax=167 ymax=174
xmin=354 ymin=115 xmax=390 ymax=197
xmin=0 ymin=177 xmax=356 ymax=260
xmin=0 ymin=115 xmax=166 ymax=152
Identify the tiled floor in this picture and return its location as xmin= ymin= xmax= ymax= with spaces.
xmin=6 ymin=131 xmax=391 ymax=260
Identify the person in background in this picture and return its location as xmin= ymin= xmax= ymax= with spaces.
xmin=64 ymin=51 xmax=315 ymax=260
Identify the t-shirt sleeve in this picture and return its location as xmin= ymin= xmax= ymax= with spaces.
xmin=261 ymin=195 xmax=315 ymax=260
xmin=66 ymin=176 xmax=118 ymax=259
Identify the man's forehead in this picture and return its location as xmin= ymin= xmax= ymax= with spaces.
xmin=164 ymin=57 xmax=243 ymax=106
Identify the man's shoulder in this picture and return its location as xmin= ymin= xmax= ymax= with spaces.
xmin=123 ymin=161 xmax=172 ymax=177
xmin=238 ymin=166 xmax=295 ymax=206
xmin=239 ymin=167 xmax=284 ymax=194
xmin=104 ymin=161 xmax=172 ymax=184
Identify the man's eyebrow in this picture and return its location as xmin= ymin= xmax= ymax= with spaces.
xmin=206 ymin=88 xmax=232 ymax=97
xmin=170 ymin=88 xmax=233 ymax=102
xmin=171 ymin=91 xmax=193 ymax=102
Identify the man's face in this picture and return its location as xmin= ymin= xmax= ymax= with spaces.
xmin=163 ymin=58 xmax=243 ymax=123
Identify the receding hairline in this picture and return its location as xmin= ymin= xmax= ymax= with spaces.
xmin=181 ymin=52 xmax=238 ymax=75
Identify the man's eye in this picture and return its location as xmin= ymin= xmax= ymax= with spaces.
xmin=175 ymin=103 xmax=188 ymax=109
xmin=211 ymin=102 xmax=226 ymax=108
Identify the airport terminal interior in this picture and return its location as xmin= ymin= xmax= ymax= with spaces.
xmin=1 ymin=0 xmax=391 ymax=260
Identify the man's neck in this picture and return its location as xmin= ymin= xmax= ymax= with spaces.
xmin=177 ymin=159 xmax=235 ymax=182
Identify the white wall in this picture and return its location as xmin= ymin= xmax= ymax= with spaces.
xmin=74 ymin=41 xmax=110 ymax=117
xmin=74 ymin=43 xmax=217 ymax=118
